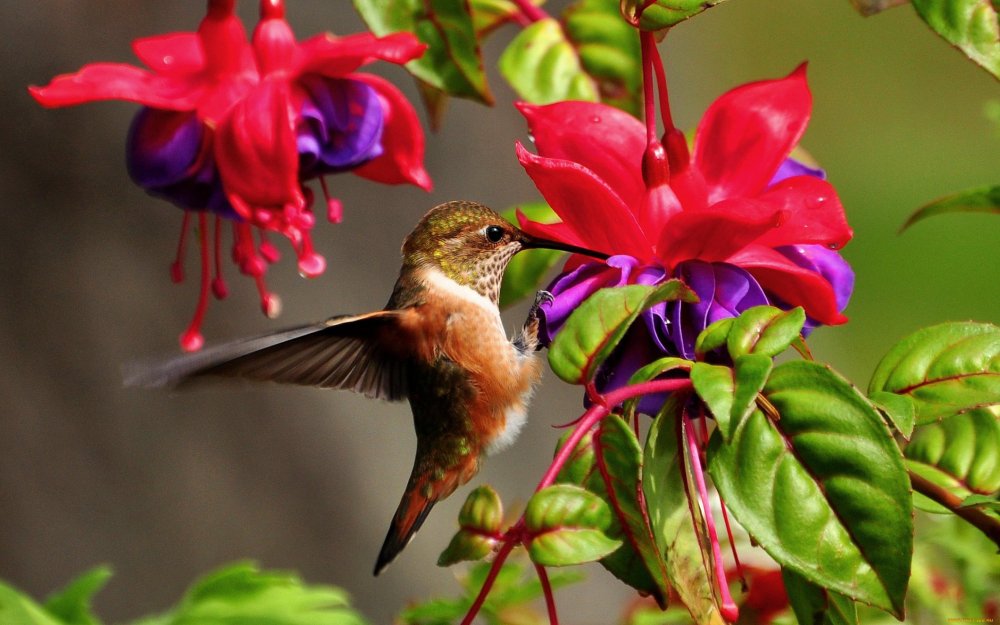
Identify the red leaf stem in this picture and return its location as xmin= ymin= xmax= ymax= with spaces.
xmin=459 ymin=535 xmax=520 ymax=625
xmin=460 ymin=378 xmax=692 ymax=625
xmin=534 ymin=562 xmax=560 ymax=625
xmin=538 ymin=378 xmax=692 ymax=491
xmin=512 ymin=0 xmax=548 ymax=23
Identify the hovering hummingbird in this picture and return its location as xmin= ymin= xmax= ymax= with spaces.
xmin=128 ymin=200 xmax=609 ymax=575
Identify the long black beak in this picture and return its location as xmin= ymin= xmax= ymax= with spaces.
xmin=520 ymin=234 xmax=610 ymax=261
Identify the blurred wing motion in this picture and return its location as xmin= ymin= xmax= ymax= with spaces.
xmin=124 ymin=311 xmax=409 ymax=401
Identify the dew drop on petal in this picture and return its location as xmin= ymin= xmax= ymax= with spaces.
xmin=590 ymin=115 xmax=601 ymax=124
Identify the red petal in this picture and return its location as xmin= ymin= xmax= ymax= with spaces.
xmin=517 ymin=100 xmax=645 ymax=209
xmin=516 ymin=142 xmax=653 ymax=260
xmin=29 ymin=63 xmax=202 ymax=109
xmin=515 ymin=209 xmax=589 ymax=249
xmin=730 ymin=244 xmax=846 ymax=325
xmin=656 ymin=200 xmax=777 ymax=268
xmin=351 ymin=73 xmax=432 ymax=190
xmin=296 ymin=32 xmax=426 ymax=77
xmin=133 ymin=33 xmax=204 ymax=74
xmin=214 ymin=79 xmax=302 ymax=220
xmin=694 ymin=64 xmax=812 ymax=204
xmin=752 ymin=176 xmax=853 ymax=249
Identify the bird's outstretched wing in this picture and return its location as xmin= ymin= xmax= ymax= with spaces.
xmin=124 ymin=311 xmax=409 ymax=401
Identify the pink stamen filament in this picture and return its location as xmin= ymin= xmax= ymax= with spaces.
xmin=460 ymin=379 xmax=693 ymax=625
xmin=683 ymin=411 xmax=738 ymax=622
xmin=319 ymin=177 xmax=343 ymax=224
xmin=179 ymin=213 xmax=212 ymax=352
xmin=258 ymin=230 xmax=281 ymax=264
xmin=512 ymin=0 xmax=547 ymax=23
xmin=212 ymin=216 xmax=228 ymax=299
xmin=171 ymin=212 xmax=192 ymax=283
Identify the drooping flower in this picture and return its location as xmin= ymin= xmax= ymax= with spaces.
xmin=517 ymin=65 xmax=854 ymax=402
xmin=30 ymin=0 xmax=429 ymax=350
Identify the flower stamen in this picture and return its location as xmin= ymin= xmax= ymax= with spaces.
xmin=171 ymin=212 xmax=192 ymax=284
xmin=179 ymin=213 xmax=212 ymax=352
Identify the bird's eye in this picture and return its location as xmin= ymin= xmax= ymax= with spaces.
xmin=485 ymin=225 xmax=505 ymax=243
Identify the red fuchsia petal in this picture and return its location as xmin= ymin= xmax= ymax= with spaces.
xmin=132 ymin=33 xmax=204 ymax=74
xmin=296 ymin=32 xmax=426 ymax=77
xmin=515 ymin=209 xmax=590 ymax=249
xmin=751 ymin=176 xmax=853 ymax=250
xmin=655 ymin=200 xmax=778 ymax=269
xmin=517 ymin=101 xmax=646 ymax=210
xmin=215 ymin=79 xmax=303 ymax=222
xmin=516 ymin=142 xmax=654 ymax=261
xmin=350 ymin=73 xmax=432 ymax=190
xmin=694 ymin=64 xmax=812 ymax=205
xmin=730 ymin=244 xmax=847 ymax=325
xmin=29 ymin=63 xmax=203 ymax=110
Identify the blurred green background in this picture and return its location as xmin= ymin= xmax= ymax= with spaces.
xmin=1 ymin=0 xmax=997 ymax=623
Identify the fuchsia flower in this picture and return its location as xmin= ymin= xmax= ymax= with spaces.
xmin=30 ymin=0 xmax=429 ymax=350
xmin=516 ymin=65 xmax=854 ymax=402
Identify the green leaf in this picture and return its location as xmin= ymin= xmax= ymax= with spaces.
xmin=499 ymin=18 xmax=599 ymax=104
xmin=353 ymin=0 xmax=492 ymax=103
xmin=0 ymin=582 xmax=68 ymax=625
xmin=869 ymin=390 xmax=917 ymax=439
xmin=563 ymin=0 xmax=643 ymax=116
xmin=499 ymin=203 xmax=564 ymax=308
xmin=910 ymin=0 xmax=1000 ymax=80
xmin=782 ymin=568 xmax=859 ymax=625
xmin=708 ymin=361 xmax=913 ymax=617
xmin=43 ymin=567 xmax=112 ymax=625
xmin=438 ymin=486 xmax=503 ymax=566
xmin=901 ymin=185 xmax=1000 ymax=231
xmin=691 ymin=356 xmax=771 ymax=442
xmin=470 ymin=0 xmax=543 ymax=37
xmin=524 ymin=484 xmax=622 ymax=566
xmin=694 ymin=317 xmax=734 ymax=359
xmin=620 ymin=0 xmax=728 ymax=30
xmin=643 ymin=394 xmax=726 ymax=625
xmin=906 ymin=458 xmax=974 ymax=514
xmin=726 ymin=306 xmax=806 ymax=359
xmin=593 ymin=415 xmax=670 ymax=606
xmin=690 ymin=363 xmax=735 ymax=437
xmin=959 ymin=493 xmax=1000 ymax=509
xmin=548 ymin=282 xmax=698 ymax=384
xmin=905 ymin=408 xmax=1000 ymax=494
xmin=869 ymin=322 xmax=1000 ymax=424
xmin=163 ymin=562 xmax=369 ymax=625
xmin=553 ymin=427 xmax=598 ymax=486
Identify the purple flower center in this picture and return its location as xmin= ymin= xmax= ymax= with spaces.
xmin=296 ymin=76 xmax=384 ymax=179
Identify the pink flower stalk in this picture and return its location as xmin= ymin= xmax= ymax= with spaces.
xmin=30 ymin=0 xmax=430 ymax=350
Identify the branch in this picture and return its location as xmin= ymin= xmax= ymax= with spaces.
xmin=908 ymin=469 xmax=1000 ymax=548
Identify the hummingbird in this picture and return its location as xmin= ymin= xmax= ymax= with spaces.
xmin=127 ymin=200 xmax=608 ymax=575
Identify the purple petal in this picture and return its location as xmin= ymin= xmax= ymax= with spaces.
xmin=538 ymin=255 xmax=640 ymax=344
xmin=126 ymin=107 xmax=238 ymax=219
xmin=768 ymin=156 xmax=825 ymax=186
xmin=670 ymin=261 xmax=769 ymax=359
xmin=774 ymin=244 xmax=854 ymax=333
xmin=296 ymin=76 xmax=384 ymax=178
